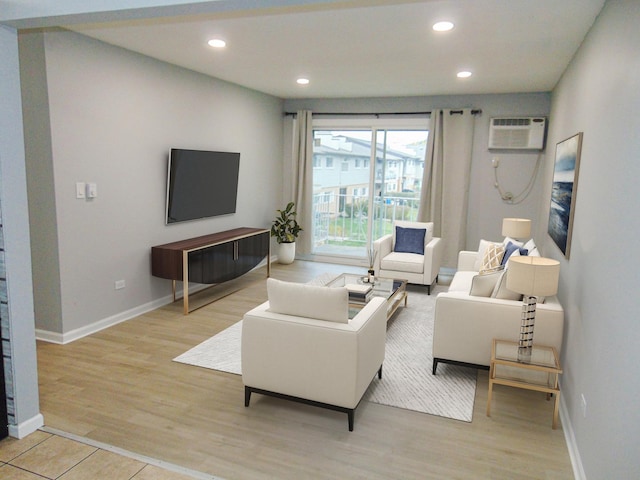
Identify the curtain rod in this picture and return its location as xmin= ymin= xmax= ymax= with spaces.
xmin=284 ymin=109 xmax=482 ymax=117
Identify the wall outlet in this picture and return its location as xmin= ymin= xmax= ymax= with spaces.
xmin=581 ymin=394 xmax=587 ymax=418
xmin=115 ymin=280 xmax=126 ymax=290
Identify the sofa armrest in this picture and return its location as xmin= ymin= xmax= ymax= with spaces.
xmin=373 ymin=234 xmax=392 ymax=272
xmin=423 ymin=237 xmax=444 ymax=282
xmin=457 ymin=250 xmax=478 ymax=271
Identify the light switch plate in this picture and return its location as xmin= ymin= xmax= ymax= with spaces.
xmin=76 ymin=182 xmax=86 ymax=199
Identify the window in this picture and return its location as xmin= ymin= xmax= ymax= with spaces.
xmin=311 ymin=118 xmax=429 ymax=259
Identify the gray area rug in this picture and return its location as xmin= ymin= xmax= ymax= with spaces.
xmin=173 ymin=283 xmax=477 ymax=422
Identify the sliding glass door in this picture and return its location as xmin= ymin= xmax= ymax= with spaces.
xmin=311 ymin=119 xmax=428 ymax=260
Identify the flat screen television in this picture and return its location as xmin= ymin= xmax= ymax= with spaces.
xmin=165 ymin=148 xmax=240 ymax=224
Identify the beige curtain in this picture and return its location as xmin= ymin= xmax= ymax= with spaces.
xmin=419 ymin=108 xmax=476 ymax=268
xmin=291 ymin=110 xmax=313 ymax=255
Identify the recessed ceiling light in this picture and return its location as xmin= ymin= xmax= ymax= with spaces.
xmin=433 ymin=21 xmax=454 ymax=32
xmin=296 ymin=78 xmax=310 ymax=85
xmin=457 ymin=71 xmax=472 ymax=78
xmin=207 ymin=39 xmax=226 ymax=48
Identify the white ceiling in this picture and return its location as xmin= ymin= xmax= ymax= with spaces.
xmin=64 ymin=0 xmax=606 ymax=99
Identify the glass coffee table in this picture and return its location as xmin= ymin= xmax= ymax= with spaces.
xmin=326 ymin=273 xmax=407 ymax=320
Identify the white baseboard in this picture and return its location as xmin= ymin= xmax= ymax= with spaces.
xmin=559 ymin=385 xmax=585 ymax=480
xmin=35 ymin=261 xmax=271 ymax=344
xmin=36 ymin=295 xmax=172 ymax=344
xmin=9 ymin=413 xmax=44 ymax=439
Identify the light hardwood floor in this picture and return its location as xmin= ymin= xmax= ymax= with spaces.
xmin=36 ymin=261 xmax=574 ymax=479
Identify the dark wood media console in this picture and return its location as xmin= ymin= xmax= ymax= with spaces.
xmin=151 ymin=227 xmax=270 ymax=314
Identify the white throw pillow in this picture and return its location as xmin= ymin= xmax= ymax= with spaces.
xmin=524 ymin=238 xmax=536 ymax=253
xmin=469 ymin=271 xmax=502 ymax=297
xmin=491 ymin=269 xmax=523 ymax=301
xmin=266 ymin=278 xmax=349 ymax=323
xmin=503 ymin=236 xmax=525 ymax=248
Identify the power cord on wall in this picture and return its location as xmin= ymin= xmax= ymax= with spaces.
xmin=492 ymin=153 xmax=542 ymax=204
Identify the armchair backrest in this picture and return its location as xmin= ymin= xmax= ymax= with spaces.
xmin=392 ymin=220 xmax=434 ymax=252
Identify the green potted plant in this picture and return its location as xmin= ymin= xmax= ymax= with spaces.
xmin=270 ymin=201 xmax=302 ymax=264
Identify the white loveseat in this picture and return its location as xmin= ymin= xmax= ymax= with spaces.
xmin=373 ymin=220 xmax=443 ymax=294
xmin=432 ymin=244 xmax=564 ymax=374
xmin=242 ymin=278 xmax=387 ymax=431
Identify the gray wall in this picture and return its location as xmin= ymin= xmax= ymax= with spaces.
xmin=20 ymin=29 xmax=284 ymax=338
xmin=539 ymin=1 xmax=640 ymax=478
xmin=285 ymin=93 xmax=552 ymax=254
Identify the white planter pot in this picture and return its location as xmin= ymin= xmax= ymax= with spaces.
xmin=278 ymin=242 xmax=296 ymax=264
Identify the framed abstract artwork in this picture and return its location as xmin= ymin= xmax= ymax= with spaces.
xmin=548 ymin=132 xmax=583 ymax=258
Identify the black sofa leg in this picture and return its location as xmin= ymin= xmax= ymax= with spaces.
xmin=378 ymin=365 xmax=383 ymax=379
xmin=348 ymin=410 xmax=354 ymax=431
xmin=432 ymin=359 xmax=438 ymax=375
xmin=244 ymin=386 xmax=251 ymax=407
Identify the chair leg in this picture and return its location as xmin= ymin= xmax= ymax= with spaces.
xmin=347 ymin=410 xmax=354 ymax=432
xmin=244 ymin=386 xmax=252 ymax=407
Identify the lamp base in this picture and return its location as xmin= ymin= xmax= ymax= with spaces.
xmin=518 ymin=295 xmax=537 ymax=361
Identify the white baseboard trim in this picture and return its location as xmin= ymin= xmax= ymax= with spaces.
xmin=559 ymin=387 xmax=585 ymax=480
xmin=35 ymin=261 xmax=271 ymax=344
xmin=36 ymin=295 xmax=174 ymax=344
xmin=9 ymin=413 xmax=44 ymax=439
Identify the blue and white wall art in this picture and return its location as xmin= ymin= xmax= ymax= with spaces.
xmin=548 ymin=132 xmax=583 ymax=258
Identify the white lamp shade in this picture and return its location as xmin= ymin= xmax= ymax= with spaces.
xmin=502 ymin=218 xmax=531 ymax=239
xmin=507 ymin=256 xmax=560 ymax=297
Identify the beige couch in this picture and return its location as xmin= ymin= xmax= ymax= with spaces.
xmin=432 ymin=247 xmax=564 ymax=374
xmin=242 ymin=278 xmax=387 ymax=431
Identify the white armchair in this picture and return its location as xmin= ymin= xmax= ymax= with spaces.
xmin=373 ymin=220 xmax=443 ymax=294
xmin=242 ymin=278 xmax=388 ymax=431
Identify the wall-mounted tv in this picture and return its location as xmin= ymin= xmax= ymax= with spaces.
xmin=165 ymin=148 xmax=240 ymax=224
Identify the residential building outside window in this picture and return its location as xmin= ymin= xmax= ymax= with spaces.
xmin=311 ymin=118 xmax=428 ymax=260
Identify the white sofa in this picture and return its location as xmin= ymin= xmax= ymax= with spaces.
xmin=242 ymin=278 xmax=387 ymax=431
xmin=373 ymin=220 xmax=443 ymax=294
xmin=432 ymin=247 xmax=564 ymax=373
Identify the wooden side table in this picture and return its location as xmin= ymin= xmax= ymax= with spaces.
xmin=486 ymin=339 xmax=563 ymax=429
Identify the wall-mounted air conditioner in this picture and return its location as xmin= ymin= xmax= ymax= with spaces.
xmin=488 ymin=117 xmax=547 ymax=150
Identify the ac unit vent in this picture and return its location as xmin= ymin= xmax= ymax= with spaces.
xmin=489 ymin=117 xmax=546 ymax=150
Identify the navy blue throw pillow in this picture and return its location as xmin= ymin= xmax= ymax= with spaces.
xmin=501 ymin=241 xmax=529 ymax=265
xmin=394 ymin=226 xmax=426 ymax=255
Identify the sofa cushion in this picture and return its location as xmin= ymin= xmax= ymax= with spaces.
xmin=394 ymin=226 xmax=426 ymax=255
xmin=448 ymin=271 xmax=476 ymax=292
xmin=266 ymin=278 xmax=349 ymax=323
xmin=479 ymin=243 xmax=505 ymax=274
xmin=381 ymin=251 xmax=425 ymax=274
xmin=491 ymin=269 xmax=523 ymax=301
xmin=469 ymin=270 xmax=502 ymax=297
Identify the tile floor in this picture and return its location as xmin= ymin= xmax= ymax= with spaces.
xmin=0 ymin=429 xmax=218 ymax=480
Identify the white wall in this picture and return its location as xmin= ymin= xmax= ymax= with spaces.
xmin=21 ymin=30 xmax=284 ymax=338
xmin=540 ymin=1 xmax=640 ymax=478
xmin=285 ymin=93 xmax=551 ymax=257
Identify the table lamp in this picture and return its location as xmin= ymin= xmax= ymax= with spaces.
xmin=502 ymin=218 xmax=531 ymax=240
xmin=506 ymin=255 xmax=560 ymax=360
